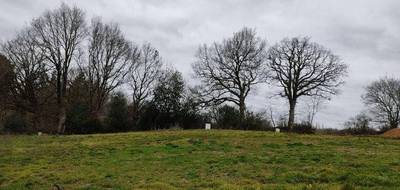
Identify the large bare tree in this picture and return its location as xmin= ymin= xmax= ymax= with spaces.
xmin=31 ymin=3 xmax=86 ymax=133
xmin=363 ymin=77 xmax=400 ymax=129
xmin=1 ymin=29 xmax=51 ymax=129
xmin=84 ymin=18 xmax=135 ymax=117
xmin=128 ymin=43 xmax=162 ymax=119
xmin=192 ymin=27 xmax=268 ymax=120
xmin=267 ymin=37 xmax=347 ymax=129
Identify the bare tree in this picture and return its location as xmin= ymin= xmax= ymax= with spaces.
xmin=1 ymin=29 xmax=51 ymax=129
xmin=192 ymin=27 xmax=268 ymax=121
xmin=305 ymin=96 xmax=323 ymax=126
xmin=363 ymin=77 xmax=400 ymax=129
xmin=31 ymin=3 xmax=86 ymax=133
xmin=344 ymin=112 xmax=375 ymax=135
xmin=128 ymin=43 xmax=162 ymax=119
xmin=267 ymin=37 xmax=347 ymax=129
xmin=84 ymin=18 xmax=135 ymax=117
xmin=0 ymin=54 xmax=13 ymax=123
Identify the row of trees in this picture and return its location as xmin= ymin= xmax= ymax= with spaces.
xmin=0 ymin=4 xmax=350 ymax=134
xmin=192 ymin=28 xmax=347 ymax=129
xmin=0 ymin=4 xmax=172 ymax=133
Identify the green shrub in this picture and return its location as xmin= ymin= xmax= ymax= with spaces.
xmin=106 ymin=92 xmax=130 ymax=132
xmin=242 ymin=112 xmax=274 ymax=131
xmin=3 ymin=113 xmax=27 ymax=133
xmin=65 ymin=102 xmax=90 ymax=134
xmin=292 ymin=122 xmax=316 ymax=134
xmin=279 ymin=121 xmax=316 ymax=134
xmin=344 ymin=113 xmax=377 ymax=135
xmin=213 ymin=105 xmax=241 ymax=129
xmin=81 ymin=118 xmax=104 ymax=134
xmin=212 ymin=105 xmax=273 ymax=131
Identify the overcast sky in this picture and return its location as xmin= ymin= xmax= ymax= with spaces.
xmin=1 ymin=0 xmax=400 ymax=128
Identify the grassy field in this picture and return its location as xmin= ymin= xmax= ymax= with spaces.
xmin=1 ymin=130 xmax=400 ymax=190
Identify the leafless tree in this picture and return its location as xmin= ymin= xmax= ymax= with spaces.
xmin=128 ymin=43 xmax=162 ymax=119
xmin=83 ymin=18 xmax=135 ymax=117
xmin=192 ymin=27 xmax=269 ymax=120
xmin=267 ymin=37 xmax=347 ymax=129
xmin=31 ymin=3 xmax=86 ymax=133
xmin=344 ymin=112 xmax=373 ymax=134
xmin=0 ymin=54 xmax=13 ymax=123
xmin=363 ymin=77 xmax=400 ymax=129
xmin=1 ymin=29 xmax=51 ymax=129
xmin=305 ymin=96 xmax=323 ymax=126
xmin=268 ymin=107 xmax=277 ymax=128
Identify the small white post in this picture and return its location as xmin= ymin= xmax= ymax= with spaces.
xmin=275 ymin=128 xmax=280 ymax=133
xmin=38 ymin=132 xmax=42 ymax=136
xmin=205 ymin=123 xmax=211 ymax=130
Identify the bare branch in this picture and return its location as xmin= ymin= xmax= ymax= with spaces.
xmin=31 ymin=3 xmax=87 ymax=133
xmin=267 ymin=37 xmax=347 ymax=128
xmin=363 ymin=77 xmax=400 ymax=129
xmin=84 ymin=18 xmax=134 ymax=114
xmin=128 ymin=43 xmax=162 ymax=116
xmin=192 ymin=27 xmax=269 ymax=119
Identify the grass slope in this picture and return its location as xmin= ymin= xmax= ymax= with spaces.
xmin=1 ymin=130 xmax=400 ymax=190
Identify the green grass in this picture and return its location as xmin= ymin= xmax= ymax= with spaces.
xmin=1 ymin=130 xmax=400 ymax=189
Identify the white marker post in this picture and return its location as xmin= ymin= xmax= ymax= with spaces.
xmin=205 ymin=123 xmax=211 ymax=130
xmin=275 ymin=128 xmax=280 ymax=133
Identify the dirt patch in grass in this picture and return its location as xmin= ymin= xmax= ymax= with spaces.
xmin=382 ymin=128 xmax=400 ymax=138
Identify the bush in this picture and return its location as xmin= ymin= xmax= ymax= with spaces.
xmin=135 ymin=102 xmax=159 ymax=130
xmin=106 ymin=92 xmax=130 ymax=132
xmin=242 ymin=112 xmax=274 ymax=131
xmin=213 ymin=105 xmax=241 ymax=129
xmin=316 ymin=128 xmax=346 ymax=135
xmin=178 ymin=95 xmax=208 ymax=129
xmin=343 ymin=113 xmax=377 ymax=135
xmin=135 ymin=100 xmax=207 ymax=130
xmin=179 ymin=111 xmax=207 ymax=129
xmin=292 ymin=122 xmax=316 ymax=134
xmin=65 ymin=102 xmax=90 ymax=134
xmin=212 ymin=105 xmax=273 ymax=131
xmin=80 ymin=118 xmax=104 ymax=134
xmin=277 ymin=118 xmax=317 ymax=134
xmin=278 ymin=121 xmax=316 ymax=134
xmin=3 ymin=113 xmax=27 ymax=133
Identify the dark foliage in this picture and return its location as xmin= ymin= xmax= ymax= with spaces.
xmin=106 ymin=92 xmax=130 ymax=132
xmin=315 ymin=128 xmax=349 ymax=135
xmin=292 ymin=122 xmax=316 ymax=134
xmin=213 ymin=105 xmax=241 ymax=129
xmin=65 ymin=103 xmax=104 ymax=134
xmin=3 ymin=113 xmax=28 ymax=134
xmin=135 ymin=102 xmax=159 ymax=130
xmin=178 ymin=99 xmax=208 ymax=129
xmin=243 ymin=112 xmax=274 ymax=131
xmin=278 ymin=121 xmax=316 ymax=134
xmin=212 ymin=105 xmax=273 ymax=130
xmin=343 ymin=113 xmax=377 ymax=135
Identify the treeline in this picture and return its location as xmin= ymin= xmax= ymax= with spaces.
xmin=6 ymin=3 xmax=399 ymax=135
xmin=0 ymin=4 xmax=275 ymax=134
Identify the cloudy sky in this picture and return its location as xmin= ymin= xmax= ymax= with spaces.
xmin=1 ymin=0 xmax=400 ymax=128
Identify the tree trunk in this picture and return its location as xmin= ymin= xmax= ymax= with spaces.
xmin=288 ymin=100 xmax=296 ymax=130
xmin=57 ymin=102 xmax=67 ymax=134
xmin=57 ymin=91 xmax=67 ymax=134
xmin=239 ymin=98 xmax=246 ymax=128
